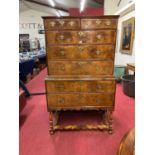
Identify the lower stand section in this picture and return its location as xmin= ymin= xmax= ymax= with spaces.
xmin=49 ymin=110 xmax=113 ymax=134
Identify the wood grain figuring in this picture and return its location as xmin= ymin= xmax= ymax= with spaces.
xmin=117 ymin=128 xmax=135 ymax=155
xmin=47 ymin=45 xmax=115 ymax=60
xmin=44 ymin=19 xmax=80 ymax=30
xmin=48 ymin=60 xmax=113 ymax=75
xmin=46 ymin=30 xmax=116 ymax=45
xmin=46 ymin=79 xmax=115 ymax=93
xmin=43 ymin=16 xmax=119 ymax=134
xmin=47 ymin=93 xmax=115 ymax=108
xmin=81 ymin=19 xmax=117 ymax=29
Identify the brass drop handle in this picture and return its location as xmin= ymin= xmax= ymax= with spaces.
xmin=69 ymin=21 xmax=75 ymax=26
xmin=105 ymin=20 xmax=111 ymax=26
xmin=58 ymin=98 xmax=65 ymax=104
xmin=50 ymin=21 xmax=56 ymax=27
xmin=96 ymin=20 xmax=102 ymax=25
xmin=59 ymin=20 xmax=65 ymax=26
xmin=79 ymin=40 xmax=83 ymax=44
xmin=59 ymin=35 xmax=65 ymax=40
xmin=96 ymin=50 xmax=101 ymax=55
xmin=60 ymin=51 xmax=65 ymax=56
xmin=96 ymin=34 xmax=102 ymax=40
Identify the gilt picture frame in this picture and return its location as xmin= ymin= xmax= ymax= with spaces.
xmin=120 ymin=17 xmax=135 ymax=55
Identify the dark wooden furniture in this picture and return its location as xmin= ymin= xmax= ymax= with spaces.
xmin=43 ymin=16 xmax=119 ymax=134
xmin=117 ymin=128 xmax=135 ymax=155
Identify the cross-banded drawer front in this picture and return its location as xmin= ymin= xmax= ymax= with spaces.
xmin=44 ymin=19 xmax=80 ymax=30
xmin=46 ymin=30 xmax=116 ymax=45
xmin=47 ymin=45 xmax=115 ymax=60
xmin=48 ymin=61 xmax=113 ymax=75
xmin=47 ymin=93 xmax=115 ymax=109
xmin=46 ymin=80 xmax=115 ymax=93
xmin=81 ymin=19 xmax=117 ymax=29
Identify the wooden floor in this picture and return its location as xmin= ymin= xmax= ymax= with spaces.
xmin=117 ymin=128 xmax=135 ymax=155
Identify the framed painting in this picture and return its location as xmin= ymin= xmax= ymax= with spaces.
xmin=120 ymin=17 xmax=135 ymax=55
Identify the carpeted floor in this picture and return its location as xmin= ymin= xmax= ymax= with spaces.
xmin=19 ymin=68 xmax=135 ymax=155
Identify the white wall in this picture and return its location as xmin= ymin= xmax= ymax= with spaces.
xmin=19 ymin=9 xmax=51 ymax=48
xmin=104 ymin=0 xmax=134 ymax=15
xmin=104 ymin=0 xmax=135 ymax=66
xmin=115 ymin=10 xmax=135 ymax=65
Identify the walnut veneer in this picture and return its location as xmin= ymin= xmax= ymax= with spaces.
xmin=43 ymin=16 xmax=119 ymax=134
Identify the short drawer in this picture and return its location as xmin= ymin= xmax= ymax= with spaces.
xmin=44 ymin=18 xmax=80 ymax=30
xmin=47 ymin=60 xmax=114 ymax=75
xmin=47 ymin=45 xmax=115 ymax=60
xmin=47 ymin=93 xmax=115 ymax=109
xmin=81 ymin=19 xmax=117 ymax=29
xmin=46 ymin=79 xmax=115 ymax=93
xmin=46 ymin=30 xmax=116 ymax=45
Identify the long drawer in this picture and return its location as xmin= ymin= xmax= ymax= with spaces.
xmin=47 ymin=45 xmax=115 ymax=60
xmin=47 ymin=93 xmax=115 ymax=109
xmin=46 ymin=30 xmax=116 ymax=45
xmin=46 ymin=79 xmax=115 ymax=93
xmin=47 ymin=60 xmax=114 ymax=75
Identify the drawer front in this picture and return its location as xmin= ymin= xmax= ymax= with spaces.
xmin=81 ymin=19 xmax=117 ymax=29
xmin=44 ymin=19 xmax=80 ymax=30
xmin=47 ymin=45 xmax=115 ymax=60
xmin=48 ymin=61 xmax=113 ymax=75
xmin=47 ymin=93 xmax=115 ymax=108
xmin=46 ymin=80 xmax=115 ymax=93
xmin=46 ymin=30 xmax=116 ymax=45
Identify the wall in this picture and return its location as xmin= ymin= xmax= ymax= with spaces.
xmin=19 ymin=9 xmax=51 ymax=48
xmin=115 ymin=10 xmax=135 ymax=65
xmin=104 ymin=0 xmax=134 ymax=15
xmin=104 ymin=0 xmax=135 ymax=66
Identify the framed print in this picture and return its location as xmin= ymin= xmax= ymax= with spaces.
xmin=120 ymin=17 xmax=135 ymax=55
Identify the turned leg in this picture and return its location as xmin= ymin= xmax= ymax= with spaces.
xmin=49 ymin=112 xmax=54 ymax=134
xmin=105 ymin=110 xmax=113 ymax=134
xmin=53 ymin=111 xmax=59 ymax=126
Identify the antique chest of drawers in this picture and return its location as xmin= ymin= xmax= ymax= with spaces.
xmin=43 ymin=16 xmax=119 ymax=134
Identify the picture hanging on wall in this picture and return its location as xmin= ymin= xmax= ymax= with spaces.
xmin=120 ymin=17 xmax=135 ymax=55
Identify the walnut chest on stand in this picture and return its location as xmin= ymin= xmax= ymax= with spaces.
xmin=42 ymin=16 xmax=119 ymax=134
